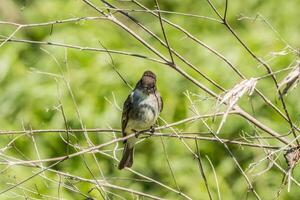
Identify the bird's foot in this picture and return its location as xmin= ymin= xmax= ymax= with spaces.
xmin=132 ymin=129 xmax=140 ymax=138
xmin=149 ymin=126 xmax=155 ymax=134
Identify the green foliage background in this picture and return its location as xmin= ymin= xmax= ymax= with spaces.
xmin=0 ymin=0 xmax=300 ymax=199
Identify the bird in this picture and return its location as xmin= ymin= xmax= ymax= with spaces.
xmin=118 ymin=70 xmax=163 ymax=170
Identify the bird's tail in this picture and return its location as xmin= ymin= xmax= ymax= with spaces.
xmin=118 ymin=143 xmax=134 ymax=170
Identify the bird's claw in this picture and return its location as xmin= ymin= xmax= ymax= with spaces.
xmin=132 ymin=127 xmax=155 ymax=138
xmin=149 ymin=126 xmax=155 ymax=134
xmin=132 ymin=129 xmax=140 ymax=138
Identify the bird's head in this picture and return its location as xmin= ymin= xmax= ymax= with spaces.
xmin=137 ymin=70 xmax=157 ymax=94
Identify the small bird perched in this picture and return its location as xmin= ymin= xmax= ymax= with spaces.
xmin=118 ymin=70 xmax=163 ymax=170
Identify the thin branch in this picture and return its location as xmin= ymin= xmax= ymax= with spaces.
xmin=0 ymin=38 xmax=165 ymax=65
xmin=206 ymin=155 xmax=222 ymax=200
xmin=224 ymin=0 xmax=229 ymax=20
xmin=195 ymin=140 xmax=213 ymax=200
xmin=159 ymin=136 xmax=181 ymax=192
xmin=0 ymin=16 xmax=107 ymax=27
xmin=154 ymin=0 xmax=174 ymax=64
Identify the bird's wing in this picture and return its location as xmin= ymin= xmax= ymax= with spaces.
xmin=121 ymin=92 xmax=133 ymax=137
xmin=157 ymin=91 xmax=163 ymax=113
xmin=159 ymin=95 xmax=163 ymax=112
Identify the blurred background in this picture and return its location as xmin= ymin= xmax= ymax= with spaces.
xmin=0 ymin=0 xmax=300 ymax=199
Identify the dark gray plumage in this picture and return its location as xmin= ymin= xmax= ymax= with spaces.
xmin=118 ymin=70 xmax=163 ymax=170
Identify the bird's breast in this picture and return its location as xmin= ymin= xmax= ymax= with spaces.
xmin=127 ymin=93 xmax=159 ymax=131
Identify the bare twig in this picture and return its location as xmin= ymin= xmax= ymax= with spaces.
xmin=195 ymin=140 xmax=213 ymax=200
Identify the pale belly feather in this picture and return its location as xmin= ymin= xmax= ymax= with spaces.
xmin=126 ymin=106 xmax=156 ymax=131
xmin=126 ymin=93 xmax=159 ymax=132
